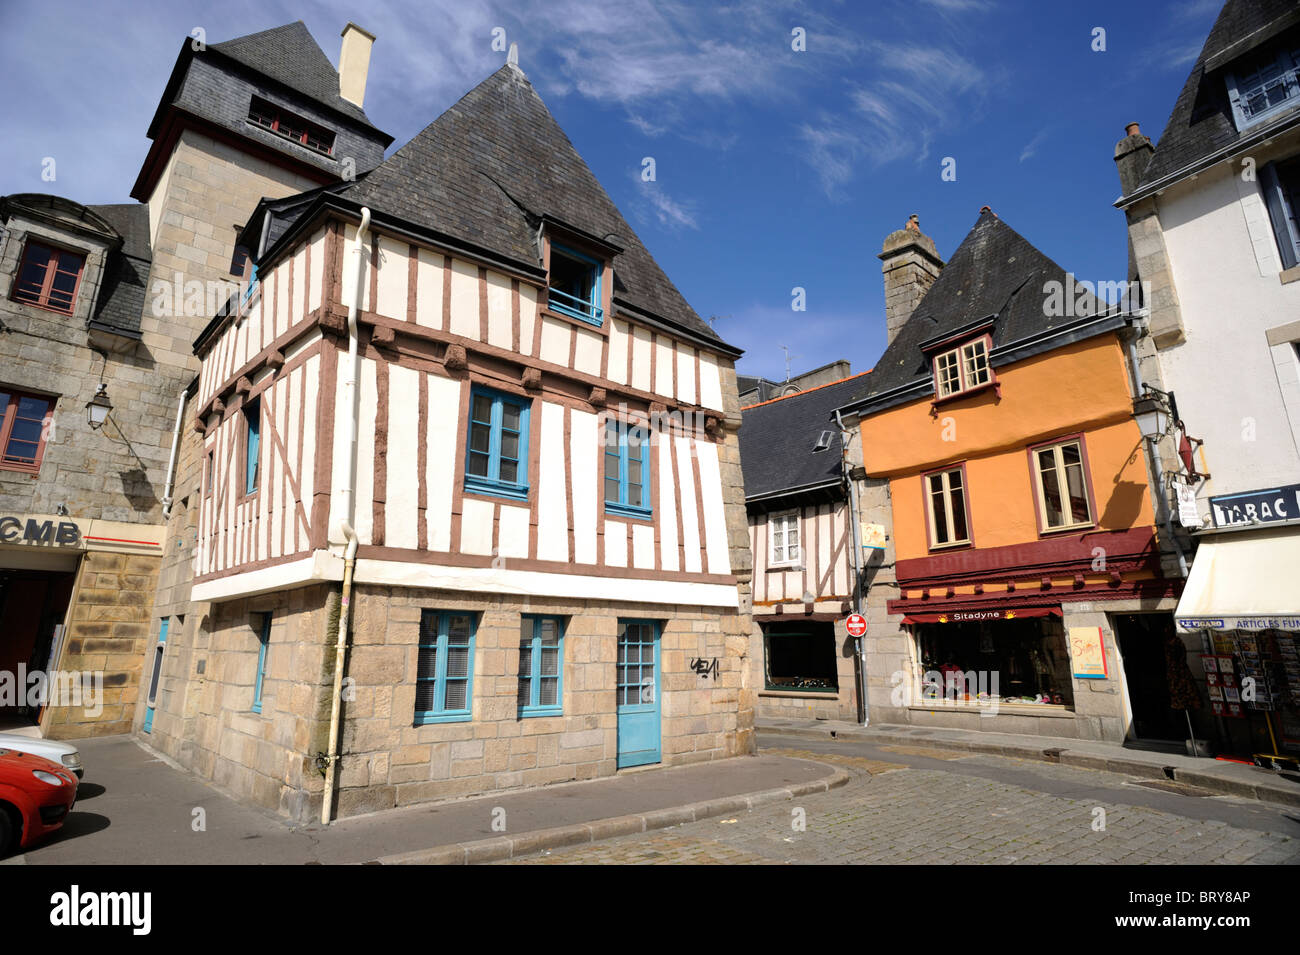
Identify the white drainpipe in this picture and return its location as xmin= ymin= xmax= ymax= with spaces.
xmin=835 ymin=409 xmax=870 ymax=727
xmin=321 ymin=207 xmax=370 ymax=825
xmin=160 ymin=387 xmax=189 ymax=519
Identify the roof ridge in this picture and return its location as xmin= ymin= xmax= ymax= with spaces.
xmin=740 ymin=370 xmax=873 ymax=410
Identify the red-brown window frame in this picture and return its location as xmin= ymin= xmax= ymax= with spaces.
xmin=930 ymin=333 xmax=997 ymax=405
xmin=919 ymin=460 xmax=974 ymax=552
xmin=11 ymin=239 xmax=86 ymax=315
xmin=247 ymin=96 xmax=335 ymax=156
xmin=0 ymin=387 xmax=56 ymax=476
xmin=1025 ymin=433 xmax=1100 ymax=537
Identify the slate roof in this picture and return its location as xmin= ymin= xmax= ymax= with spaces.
xmin=336 ymin=62 xmax=729 ymax=347
xmin=1129 ymin=0 xmax=1300 ymax=194
xmin=838 ymin=210 xmax=1114 ymax=415
xmin=85 ymin=203 xmax=153 ymax=339
xmin=209 ymin=20 xmax=385 ymax=134
xmin=738 ymin=374 xmax=868 ymax=500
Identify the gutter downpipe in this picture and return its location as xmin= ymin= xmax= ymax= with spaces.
xmin=835 ymin=409 xmax=870 ymax=726
xmin=321 ymin=207 xmax=370 ymax=825
xmin=160 ymin=386 xmax=190 ymax=519
xmin=1123 ymin=316 xmax=1189 ymax=578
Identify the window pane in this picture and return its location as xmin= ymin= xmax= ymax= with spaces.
xmin=447 ymin=615 xmax=472 ymax=643
xmin=468 ymin=450 xmax=490 ymax=477
xmin=444 ymin=680 xmax=467 ymax=710
xmin=963 ymin=341 xmax=989 ymax=386
xmin=415 ymin=681 xmax=438 ymax=712
xmin=1038 ymin=449 xmax=1064 ymax=527
xmin=627 ymin=482 xmax=641 ymax=507
xmin=949 ymin=477 xmax=968 ymax=541
xmin=539 ymin=619 xmax=559 ymax=644
xmin=501 ymin=403 xmax=521 ymax=432
xmin=541 ymin=646 xmax=558 ymax=676
xmin=931 ymin=483 xmax=950 ymax=545
xmin=539 ymin=677 xmax=558 ymax=706
xmin=500 ymin=431 xmax=519 ymax=460
xmin=517 ymin=675 xmax=532 ymax=708
xmin=604 ymin=476 xmax=621 ymax=503
xmin=469 ymin=422 xmax=491 ymax=454
xmin=417 ymin=647 xmax=438 ymax=680
xmin=1061 ymin=444 xmax=1089 ymax=524
xmin=472 ymin=395 xmax=493 ymax=423
xmin=499 ymin=459 xmax=518 ymax=483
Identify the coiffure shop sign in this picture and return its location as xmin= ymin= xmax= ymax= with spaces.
xmin=1210 ymin=484 xmax=1300 ymax=527
xmin=0 ymin=515 xmax=82 ymax=546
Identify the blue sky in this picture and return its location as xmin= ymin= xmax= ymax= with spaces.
xmin=0 ymin=0 xmax=1222 ymax=381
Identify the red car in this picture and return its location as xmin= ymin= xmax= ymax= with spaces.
xmin=0 ymin=748 xmax=79 ymax=855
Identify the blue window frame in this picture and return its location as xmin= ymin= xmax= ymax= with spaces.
xmin=518 ymin=616 xmax=564 ymax=717
xmin=1226 ymin=40 xmax=1300 ymax=131
xmin=244 ymin=397 xmax=261 ymax=495
xmin=142 ymin=617 xmax=168 ymax=734
xmin=241 ymin=261 xmax=259 ymax=306
xmin=252 ymin=613 xmax=271 ymax=714
xmin=548 ymin=243 xmax=604 ymax=326
xmin=415 ymin=611 xmax=476 ymax=724
xmin=1262 ymin=157 xmax=1300 ymax=270
xmin=603 ymin=417 xmax=651 ymax=518
xmin=465 ymin=386 xmax=530 ymax=500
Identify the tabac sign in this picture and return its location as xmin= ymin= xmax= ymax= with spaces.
xmin=0 ymin=516 xmax=82 ymax=546
xmin=1210 ymin=484 xmax=1300 ymax=528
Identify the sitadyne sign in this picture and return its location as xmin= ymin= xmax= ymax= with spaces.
xmin=0 ymin=516 xmax=81 ymax=546
xmin=1210 ymin=484 xmax=1300 ymax=527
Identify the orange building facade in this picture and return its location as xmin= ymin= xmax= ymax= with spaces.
xmin=841 ymin=211 xmax=1188 ymax=743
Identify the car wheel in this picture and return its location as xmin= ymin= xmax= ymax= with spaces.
xmin=0 ymin=804 xmax=14 ymax=857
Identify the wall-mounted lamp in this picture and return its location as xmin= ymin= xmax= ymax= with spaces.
xmin=86 ymin=382 xmax=112 ymax=430
xmin=1132 ymin=383 xmax=1175 ymax=441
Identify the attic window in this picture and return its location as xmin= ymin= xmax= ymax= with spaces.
xmin=933 ymin=337 xmax=991 ymax=399
xmin=812 ymin=430 xmax=834 ymax=452
xmin=12 ymin=240 xmax=85 ymax=315
xmin=1226 ymin=37 xmax=1300 ymax=130
xmin=247 ymin=97 xmax=335 ymax=156
xmin=548 ymin=243 xmax=604 ymax=326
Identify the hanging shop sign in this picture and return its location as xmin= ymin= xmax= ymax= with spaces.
xmin=860 ymin=522 xmax=887 ymax=550
xmin=1069 ymin=626 xmax=1109 ymax=680
xmin=1176 ymin=483 xmax=1201 ymax=528
xmin=1209 ymin=484 xmax=1300 ymax=528
xmin=903 ymin=607 xmax=1062 ymax=625
xmin=0 ymin=516 xmax=81 ymax=546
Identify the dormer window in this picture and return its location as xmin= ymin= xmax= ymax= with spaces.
xmin=247 ymin=96 xmax=335 ymax=156
xmin=1226 ymin=38 xmax=1300 ymax=130
xmin=548 ymin=243 xmax=603 ymax=326
xmin=933 ymin=337 xmax=991 ymax=398
xmin=12 ymin=240 xmax=85 ymax=315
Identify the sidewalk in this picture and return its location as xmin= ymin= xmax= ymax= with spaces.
xmin=18 ymin=736 xmax=848 ymax=865
xmin=757 ymin=717 xmax=1300 ymax=807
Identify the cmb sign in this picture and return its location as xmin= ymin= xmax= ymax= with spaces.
xmin=1210 ymin=484 xmax=1300 ymax=527
xmin=0 ymin=516 xmax=81 ymax=546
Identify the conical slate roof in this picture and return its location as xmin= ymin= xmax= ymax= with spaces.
xmin=846 ymin=210 xmax=1108 ymax=409
xmin=343 ymin=62 xmax=724 ymax=344
xmin=211 ymin=20 xmax=384 ymax=132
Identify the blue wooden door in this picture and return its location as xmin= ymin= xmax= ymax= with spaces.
xmin=142 ymin=617 xmax=168 ymax=733
xmin=616 ymin=620 xmax=661 ymax=768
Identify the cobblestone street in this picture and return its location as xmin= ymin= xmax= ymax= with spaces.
xmin=506 ymin=741 xmax=1300 ymax=865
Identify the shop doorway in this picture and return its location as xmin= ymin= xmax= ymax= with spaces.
xmin=1113 ymin=613 xmax=1183 ymax=742
xmin=616 ymin=619 xmax=661 ymax=768
xmin=0 ymin=568 xmax=76 ymax=726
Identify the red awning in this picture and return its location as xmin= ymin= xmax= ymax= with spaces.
xmin=903 ymin=606 xmax=1062 ymax=625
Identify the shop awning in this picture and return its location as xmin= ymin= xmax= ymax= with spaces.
xmin=903 ymin=607 xmax=1061 ymax=625
xmin=1175 ymin=525 xmax=1300 ymax=633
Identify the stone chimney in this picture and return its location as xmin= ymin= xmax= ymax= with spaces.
xmin=1114 ymin=122 xmax=1154 ymax=199
xmin=878 ymin=215 xmax=943 ymax=345
xmin=338 ymin=22 xmax=376 ymax=108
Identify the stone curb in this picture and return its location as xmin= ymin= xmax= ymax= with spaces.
xmin=757 ymin=724 xmax=1300 ymax=808
xmin=377 ymin=763 xmax=852 ymax=865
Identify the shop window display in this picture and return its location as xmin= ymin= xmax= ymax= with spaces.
xmin=764 ymin=627 xmax=839 ymax=691
xmin=913 ymin=617 xmax=1074 ymax=706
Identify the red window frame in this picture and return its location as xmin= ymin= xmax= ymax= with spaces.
xmin=0 ymin=387 xmax=55 ymax=475
xmin=1025 ymin=433 xmax=1099 ymax=537
xmin=919 ymin=461 xmax=974 ymax=552
xmin=930 ymin=333 xmax=996 ymax=404
xmin=247 ymin=97 xmax=335 ymax=156
xmin=11 ymin=240 xmax=86 ymax=315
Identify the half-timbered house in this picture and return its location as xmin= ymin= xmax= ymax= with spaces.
xmin=144 ymin=57 xmax=754 ymax=821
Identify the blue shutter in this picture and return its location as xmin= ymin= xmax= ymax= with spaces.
xmin=1262 ymin=162 xmax=1300 ymax=270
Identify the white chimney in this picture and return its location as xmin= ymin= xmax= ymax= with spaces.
xmin=339 ymin=22 xmax=375 ymax=108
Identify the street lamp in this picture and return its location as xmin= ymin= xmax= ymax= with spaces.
xmin=1132 ymin=385 xmax=1172 ymax=441
xmin=86 ymin=383 xmax=112 ymax=430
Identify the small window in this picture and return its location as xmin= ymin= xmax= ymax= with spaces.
xmin=812 ymin=430 xmax=834 ymax=453
xmin=548 ymin=243 xmax=603 ymax=325
xmin=934 ymin=338 xmax=991 ymax=398
xmin=1227 ymin=39 xmax=1300 ymax=130
xmin=12 ymin=240 xmax=85 ymax=314
xmin=1262 ymin=157 xmax=1300 ymax=270
xmin=465 ymin=386 xmax=530 ymax=500
xmin=518 ymin=616 xmax=564 ymax=717
xmin=247 ymin=96 xmax=335 ymax=155
xmin=0 ymin=388 xmax=54 ymax=474
xmin=764 ymin=626 xmax=838 ymax=692
xmin=603 ymin=418 xmax=651 ymax=517
xmin=1033 ymin=439 xmax=1093 ymax=531
xmin=230 ymin=243 xmax=250 ymax=278
xmin=926 ymin=466 xmax=970 ymax=548
xmin=415 ymin=611 xmax=476 ymax=723
xmin=243 ymin=397 xmax=261 ymax=495
xmin=204 ymin=448 xmax=214 ymax=498
xmin=252 ymin=613 xmax=271 ymax=713
xmin=769 ymin=510 xmax=801 ymax=566
xmin=147 ymin=618 xmax=168 ymax=708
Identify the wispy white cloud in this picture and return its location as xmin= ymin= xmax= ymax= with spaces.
xmin=630 ymin=176 xmax=699 ymax=231
xmin=1019 ymin=127 xmax=1051 ymax=162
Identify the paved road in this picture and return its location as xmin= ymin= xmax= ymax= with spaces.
xmin=504 ymin=734 xmax=1300 ymax=864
